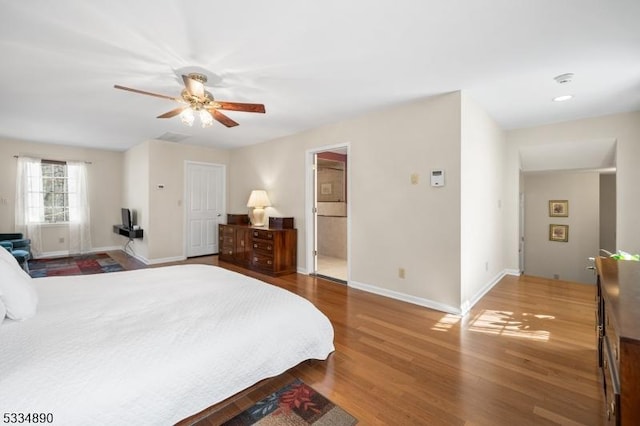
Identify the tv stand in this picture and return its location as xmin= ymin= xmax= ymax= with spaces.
xmin=113 ymin=225 xmax=143 ymax=239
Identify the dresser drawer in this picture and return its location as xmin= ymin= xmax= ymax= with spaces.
xmin=220 ymin=225 xmax=235 ymax=236
xmin=252 ymin=253 xmax=274 ymax=269
xmin=252 ymin=229 xmax=275 ymax=240
xmin=605 ymin=312 xmax=621 ymax=368
xmin=219 ymin=235 xmax=234 ymax=246
xmin=603 ymin=338 xmax=621 ymax=425
xmin=253 ymin=240 xmax=274 ymax=253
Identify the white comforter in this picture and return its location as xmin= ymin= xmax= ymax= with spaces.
xmin=0 ymin=265 xmax=335 ymax=425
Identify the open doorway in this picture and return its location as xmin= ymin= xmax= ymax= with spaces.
xmin=306 ymin=144 xmax=349 ymax=283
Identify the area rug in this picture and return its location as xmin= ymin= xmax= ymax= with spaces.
xmin=223 ymin=379 xmax=357 ymax=425
xmin=28 ymin=253 xmax=124 ymax=278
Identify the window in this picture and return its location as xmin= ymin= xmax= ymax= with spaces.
xmin=16 ymin=156 xmax=92 ymax=255
xmin=41 ymin=161 xmax=70 ymax=223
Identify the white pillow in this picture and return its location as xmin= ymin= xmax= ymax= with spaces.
xmin=0 ymin=244 xmax=26 ymax=274
xmin=0 ymin=256 xmax=38 ymax=320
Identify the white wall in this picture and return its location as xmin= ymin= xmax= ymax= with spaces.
xmin=505 ymin=111 xmax=640 ymax=270
xmin=460 ymin=93 xmax=507 ymax=312
xmin=124 ymin=139 xmax=230 ymax=263
xmin=0 ymin=138 xmax=123 ymax=256
xmin=523 ymin=172 xmax=599 ymax=284
xmin=229 ymin=92 xmax=465 ymax=312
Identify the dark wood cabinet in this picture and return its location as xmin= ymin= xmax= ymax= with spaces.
xmin=218 ymin=224 xmax=251 ymax=266
xmin=218 ymin=224 xmax=296 ymax=276
xmin=596 ymin=257 xmax=640 ymax=425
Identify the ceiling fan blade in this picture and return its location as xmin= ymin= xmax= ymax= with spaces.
xmin=209 ymin=109 xmax=239 ymax=127
xmin=182 ymin=74 xmax=204 ymax=99
xmin=216 ymin=101 xmax=266 ymax=113
xmin=114 ymin=85 xmax=179 ymax=102
xmin=157 ymin=106 xmax=187 ymax=119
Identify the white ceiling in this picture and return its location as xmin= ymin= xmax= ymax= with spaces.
xmin=0 ymin=0 xmax=638 ymax=152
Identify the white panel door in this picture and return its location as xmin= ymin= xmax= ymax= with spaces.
xmin=186 ymin=162 xmax=224 ymax=257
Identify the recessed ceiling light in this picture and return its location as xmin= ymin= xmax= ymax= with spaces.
xmin=553 ymin=95 xmax=573 ymax=102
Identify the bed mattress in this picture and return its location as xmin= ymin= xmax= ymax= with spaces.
xmin=0 ymin=264 xmax=335 ymax=425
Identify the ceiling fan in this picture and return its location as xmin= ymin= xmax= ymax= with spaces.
xmin=114 ymin=73 xmax=265 ymax=128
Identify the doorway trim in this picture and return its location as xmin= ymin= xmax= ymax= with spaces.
xmin=183 ymin=160 xmax=227 ymax=258
xmin=305 ymin=142 xmax=351 ymax=282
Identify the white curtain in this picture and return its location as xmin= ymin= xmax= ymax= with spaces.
xmin=67 ymin=161 xmax=92 ymax=255
xmin=15 ymin=156 xmax=43 ymax=257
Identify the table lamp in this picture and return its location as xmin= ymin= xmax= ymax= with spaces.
xmin=247 ymin=190 xmax=271 ymax=227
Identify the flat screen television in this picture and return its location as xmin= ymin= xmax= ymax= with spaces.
xmin=121 ymin=208 xmax=132 ymax=230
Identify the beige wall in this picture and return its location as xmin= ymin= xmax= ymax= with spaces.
xmin=599 ymin=174 xmax=616 ymax=254
xmin=124 ymin=140 xmax=230 ymax=263
xmin=0 ymin=138 xmax=123 ymax=255
xmin=460 ymin=93 xmax=507 ymax=311
xmin=229 ymin=92 xmax=466 ymax=311
xmin=523 ymin=172 xmax=599 ymax=284
xmin=317 ymin=216 xmax=347 ymax=259
xmin=506 ymin=111 xmax=640 ymax=270
xmin=123 ymin=141 xmax=150 ymax=260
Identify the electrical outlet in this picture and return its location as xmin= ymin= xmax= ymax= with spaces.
xmin=553 ymin=274 xmax=560 ymax=280
xmin=410 ymin=173 xmax=419 ymax=185
xmin=398 ymin=268 xmax=405 ymax=279
xmin=58 ymin=237 xmax=65 ymax=243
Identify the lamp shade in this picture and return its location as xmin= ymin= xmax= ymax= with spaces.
xmin=247 ymin=190 xmax=271 ymax=208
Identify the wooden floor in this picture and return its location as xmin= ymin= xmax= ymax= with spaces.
xmin=110 ymin=251 xmax=605 ymax=425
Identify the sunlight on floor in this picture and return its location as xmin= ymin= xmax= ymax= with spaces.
xmin=467 ymin=310 xmax=552 ymax=341
xmin=431 ymin=314 xmax=461 ymax=332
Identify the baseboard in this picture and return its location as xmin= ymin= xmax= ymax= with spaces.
xmin=297 ymin=266 xmax=309 ymax=275
xmin=35 ymin=246 xmax=122 ymax=259
xmin=348 ymin=280 xmax=462 ymax=315
xmin=459 ymin=270 xmax=507 ymax=316
xmin=133 ymin=254 xmax=187 ymax=265
xmin=342 ymin=268 xmax=517 ymax=316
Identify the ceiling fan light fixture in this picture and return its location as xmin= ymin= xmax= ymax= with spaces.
xmin=180 ymin=108 xmax=195 ymax=126
xmin=199 ymin=110 xmax=214 ymax=128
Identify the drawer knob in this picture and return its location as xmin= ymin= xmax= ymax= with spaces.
xmin=254 ymin=244 xmax=258 ymax=248
xmin=268 ymin=245 xmax=272 ymax=251
xmin=267 ymin=260 xmax=272 ymax=265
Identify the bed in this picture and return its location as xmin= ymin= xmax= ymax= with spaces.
xmin=0 ymin=252 xmax=335 ymax=426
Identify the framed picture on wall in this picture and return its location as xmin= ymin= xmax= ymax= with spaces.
xmin=549 ymin=200 xmax=568 ymax=217
xmin=549 ymin=224 xmax=569 ymax=242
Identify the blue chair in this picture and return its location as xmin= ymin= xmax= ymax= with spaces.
xmin=0 ymin=233 xmax=31 ymax=253
xmin=0 ymin=233 xmax=31 ymax=272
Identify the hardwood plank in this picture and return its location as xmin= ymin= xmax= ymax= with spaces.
xmin=107 ymin=251 xmax=605 ymax=425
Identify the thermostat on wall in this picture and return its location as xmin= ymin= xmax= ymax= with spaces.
xmin=431 ymin=170 xmax=445 ymax=187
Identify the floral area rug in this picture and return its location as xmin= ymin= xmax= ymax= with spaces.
xmin=28 ymin=253 xmax=124 ymax=278
xmin=223 ymin=379 xmax=357 ymax=425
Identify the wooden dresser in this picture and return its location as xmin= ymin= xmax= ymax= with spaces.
xmin=595 ymin=257 xmax=640 ymax=425
xmin=218 ymin=224 xmax=297 ymax=276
